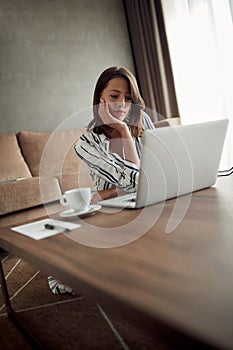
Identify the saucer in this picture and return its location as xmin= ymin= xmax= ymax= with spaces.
xmin=59 ymin=205 xmax=102 ymax=218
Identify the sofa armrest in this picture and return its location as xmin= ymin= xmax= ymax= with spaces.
xmin=0 ymin=177 xmax=61 ymax=216
xmin=153 ymin=117 xmax=181 ymax=128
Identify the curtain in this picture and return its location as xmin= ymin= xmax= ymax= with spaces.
xmin=123 ymin=0 xmax=180 ymax=122
xmin=162 ymin=0 xmax=233 ymax=169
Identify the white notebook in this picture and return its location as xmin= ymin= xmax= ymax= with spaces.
xmin=12 ymin=219 xmax=80 ymax=240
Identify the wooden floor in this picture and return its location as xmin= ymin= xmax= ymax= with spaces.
xmin=0 ymin=253 xmax=166 ymax=350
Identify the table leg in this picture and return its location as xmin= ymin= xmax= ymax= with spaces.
xmin=0 ymin=258 xmax=45 ymax=350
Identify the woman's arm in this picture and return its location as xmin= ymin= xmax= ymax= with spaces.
xmin=74 ymin=132 xmax=139 ymax=191
xmin=98 ymin=100 xmax=140 ymax=166
xmin=117 ymin=125 xmax=140 ymax=166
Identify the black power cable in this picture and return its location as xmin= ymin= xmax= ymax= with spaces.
xmin=218 ymin=166 xmax=233 ymax=177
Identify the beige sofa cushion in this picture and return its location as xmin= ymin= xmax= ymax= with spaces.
xmin=0 ymin=177 xmax=61 ymax=215
xmin=17 ymin=128 xmax=93 ymax=192
xmin=17 ymin=128 xmax=86 ymax=176
xmin=17 ymin=131 xmax=50 ymax=177
xmin=0 ymin=133 xmax=32 ymax=183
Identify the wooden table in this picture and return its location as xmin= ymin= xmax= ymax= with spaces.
xmin=1 ymin=176 xmax=233 ymax=349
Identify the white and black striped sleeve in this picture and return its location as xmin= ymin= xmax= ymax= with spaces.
xmin=74 ymin=131 xmax=139 ymax=191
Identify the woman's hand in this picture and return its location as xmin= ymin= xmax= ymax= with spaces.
xmin=98 ymin=98 xmax=128 ymax=135
xmin=98 ymin=98 xmax=140 ymax=166
xmin=91 ymin=187 xmax=129 ymax=204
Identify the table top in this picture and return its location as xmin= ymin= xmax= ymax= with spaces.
xmin=1 ymin=176 xmax=233 ymax=349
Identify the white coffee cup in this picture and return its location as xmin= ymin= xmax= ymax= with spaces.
xmin=60 ymin=187 xmax=91 ymax=212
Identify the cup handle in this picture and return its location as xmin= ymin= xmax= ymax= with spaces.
xmin=60 ymin=194 xmax=68 ymax=206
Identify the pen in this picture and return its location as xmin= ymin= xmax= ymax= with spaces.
xmin=44 ymin=223 xmax=71 ymax=232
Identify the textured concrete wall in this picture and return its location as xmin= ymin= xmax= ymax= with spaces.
xmin=0 ymin=0 xmax=134 ymax=133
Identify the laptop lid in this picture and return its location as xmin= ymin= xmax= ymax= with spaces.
xmin=99 ymin=119 xmax=229 ymax=208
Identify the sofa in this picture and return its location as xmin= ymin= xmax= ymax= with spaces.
xmin=0 ymin=128 xmax=93 ymax=228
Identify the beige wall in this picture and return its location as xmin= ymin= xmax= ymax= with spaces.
xmin=0 ymin=0 xmax=134 ymax=133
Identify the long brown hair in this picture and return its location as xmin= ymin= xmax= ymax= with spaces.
xmin=88 ymin=66 xmax=145 ymax=137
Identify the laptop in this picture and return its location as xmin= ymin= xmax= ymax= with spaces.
xmin=98 ymin=119 xmax=229 ymax=209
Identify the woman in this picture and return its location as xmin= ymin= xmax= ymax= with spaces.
xmin=75 ymin=66 xmax=154 ymax=204
xmin=48 ymin=66 xmax=154 ymax=295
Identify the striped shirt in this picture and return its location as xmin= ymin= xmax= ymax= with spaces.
xmin=74 ymin=112 xmax=154 ymax=192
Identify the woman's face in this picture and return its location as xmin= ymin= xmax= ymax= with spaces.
xmin=100 ymin=77 xmax=132 ymax=121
